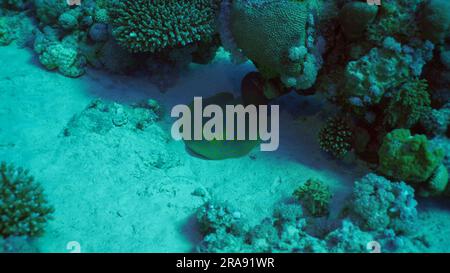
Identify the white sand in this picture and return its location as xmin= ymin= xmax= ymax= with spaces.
xmin=1 ymin=45 xmax=448 ymax=252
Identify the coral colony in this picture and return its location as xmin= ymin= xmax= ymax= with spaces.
xmin=0 ymin=0 xmax=449 ymax=254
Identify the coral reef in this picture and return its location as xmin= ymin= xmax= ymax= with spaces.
xmin=0 ymin=162 xmax=54 ymax=238
xmin=197 ymin=189 xmax=424 ymax=253
xmin=341 ymin=37 xmax=434 ymax=116
xmin=348 ymin=173 xmax=418 ymax=235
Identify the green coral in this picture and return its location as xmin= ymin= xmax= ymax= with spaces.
xmin=367 ymin=0 xmax=422 ymax=44
xmin=34 ymin=0 xmax=69 ymax=26
xmin=230 ymin=0 xmax=321 ymax=90
xmin=110 ymin=0 xmax=218 ymax=53
xmin=293 ymin=178 xmax=332 ymax=217
xmin=318 ymin=117 xmax=353 ymax=158
xmin=0 ymin=162 xmax=54 ymax=238
xmin=378 ymin=129 xmax=445 ymax=183
xmin=34 ymin=32 xmax=86 ymax=78
xmin=384 ymin=79 xmax=431 ymax=129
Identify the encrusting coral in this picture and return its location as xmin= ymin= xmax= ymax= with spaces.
xmin=34 ymin=31 xmax=86 ymax=78
xmin=0 ymin=162 xmax=54 ymax=238
xmin=349 ymin=173 xmax=418 ymax=235
xmin=341 ymin=37 xmax=434 ymax=116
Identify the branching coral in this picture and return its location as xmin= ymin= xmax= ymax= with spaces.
xmin=110 ymin=0 xmax=219 ymax=53
xmin=367 ymin=0 xmax=422 ymax=44
xmin=383 ymin=79 xmax=431 ymax=129
xmin=378 ymin=129 xmax=444 ymax=183
xmin=0 ymin=162 xmax=54 ymax=238
xmin=318 ymin=116 xmax=353 ymax=158
xmin=293 ymin=178 xmax=332 ymax=217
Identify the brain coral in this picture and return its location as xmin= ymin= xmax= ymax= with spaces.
xmin=110 ymin=0 xmax=219 ymax=53
xmin=230 ymin=0 xmax=322 ymax=90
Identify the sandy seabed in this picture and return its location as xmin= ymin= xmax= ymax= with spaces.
xmin=0 ymin=44 xmax=449 ymax=252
